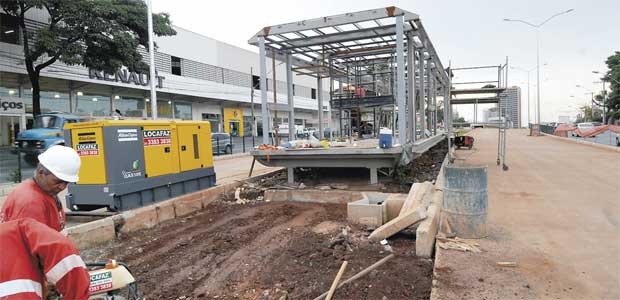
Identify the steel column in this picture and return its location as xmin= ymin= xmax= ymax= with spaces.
xmin=395 ymin=15 xmax=406 ymax=145
xmin=286 ymin=53 xmax=295 ymax=141
xmin=428 ymin=68 xmax=434 ymax=134
xmin=418 ymin=50 xmax=426 ymax=138
xmin=406 ymin=33 xmax=416 ymax=143
xmin=258 ymin=37 xmax=270 ymax=145
xmin=317 ymin=76 xmax=324 ymax=139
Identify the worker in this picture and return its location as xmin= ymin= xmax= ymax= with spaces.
xmin=0 ymin=145 xmax=81 ymax=232
xmin=0 ymin=218 xmax=90 ymax=299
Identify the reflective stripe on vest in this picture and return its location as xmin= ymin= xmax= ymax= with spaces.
xmin=45 ymin=254 xmax=86 ymax=284
xmin=0 ymin=279 xmax=43 ymax=298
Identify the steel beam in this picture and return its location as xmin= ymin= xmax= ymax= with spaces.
xmin=279 ymin=24 xmax=414 ymax=50
xmin=286 ymin=52 xmax=295 ymax=141
xmin=317 ymin=76 xmax=324 ymax=139
xmin=395 ymin=15 xmax=406 ymax=145
xmin=407 ymin=33 xmax=416 ymax=143
xmin=259 ymin=37 xmax=270 ymax=145
xmin=418 ymin=50 xmax=426 ymax=137
xmin=249 ymin=7 xmax=419 ymax=44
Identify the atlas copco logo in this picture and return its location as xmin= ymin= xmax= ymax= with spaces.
xmin=0 ymin=98 xmax=24 ymax=111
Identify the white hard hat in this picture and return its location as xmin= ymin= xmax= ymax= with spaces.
xmin=38 ymin=145 xmax=81 ymax=182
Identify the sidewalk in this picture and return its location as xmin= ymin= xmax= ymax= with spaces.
xmin=432 ymin=128 xmax=620 ymax=300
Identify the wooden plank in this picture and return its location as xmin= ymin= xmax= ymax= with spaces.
xmin=368 ymin=207 xmax=427 ymax=242
xmin=399 ymin=181 xmax=432 ymax=217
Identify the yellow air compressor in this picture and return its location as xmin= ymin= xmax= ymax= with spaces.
xmin=64 ymin=120 xmax=215 ymax=211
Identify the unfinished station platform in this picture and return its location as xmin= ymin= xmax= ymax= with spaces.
xmin=251 ymin=134 xmax=445 ymax=184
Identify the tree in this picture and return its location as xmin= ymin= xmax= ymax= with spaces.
xmin=575 ymin=104 xmax=602 ymax=123
xmin=1 ymin=0 xmax=176 ymax=116
xmin=602 ymin=52 xmax=620 ymax=123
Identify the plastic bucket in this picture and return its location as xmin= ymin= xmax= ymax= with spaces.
xmin=379 ymin=128 xmax=393 ymax=149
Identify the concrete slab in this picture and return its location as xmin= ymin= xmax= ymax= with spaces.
xmin=385 ymin=194 xmax=406 ymax=221
xmin=174 ymin=191 xmax=204 ymax=217
xmin=264 ymin=189 xmax=365 ymax=204
xmin=66 ymin=217 xmax=115 ymax=250
xmin=416 ymin=199 xmax=441 ymax=258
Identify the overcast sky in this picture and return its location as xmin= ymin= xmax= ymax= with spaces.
xmin=152 ymin=0 xmax=619 ymax=124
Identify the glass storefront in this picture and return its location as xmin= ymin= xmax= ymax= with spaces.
xmin=22 ymin=90 xmax=70 ymax=114
xmin=174 ymin=102 xmax=192 ymax=120
xmin=74 ymin=94 xmax=110 ymax=117
xmin=114 ymin=96 xmax=146 ymax=118
xmin=146 ymin=99 xmax=173 ymax=119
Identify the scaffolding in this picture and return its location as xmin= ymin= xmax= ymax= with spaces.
xmin=448 ymin=57 xmax=509 ymax=170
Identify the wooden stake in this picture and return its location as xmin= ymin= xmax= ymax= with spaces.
xmin=326 ymin=261 xmax=348 ymax=300
xmin=313 ymin=254 xmax=395 ymax=300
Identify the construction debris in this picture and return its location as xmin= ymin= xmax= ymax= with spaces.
xmin=496 ymin=261 xmax=518 ymax=267
xmin=313 ymin=254 xmax=396 ymax=300
xmin=368 ymin=207 xmax=427 ymax=242
xmin=436 ymin=236 xmax=482 ymax=253
xmin=325 ymin=261 xmax=348 ymax=300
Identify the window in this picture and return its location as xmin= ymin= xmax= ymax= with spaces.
xmin=311 ymin=88 xmax=317 ymax=99
xmin=22 ymin=90 xmax=70 ymax=114
xmin=0 ymin=13 xmax=19 ymax=45
xmin=174 ymin=102 xmax=192 ymax=120
xmin=74 ymin=94 xmax=110 ymax=116
xmin=252 ymin=75 xmax=260 ymax=89
xmin=115 ymin=96 xmax=145 ymax=117
xmin=171 ymin=56 xmax=182 ymax=76
xmin=292 ymin=84 xmax=296 ymax=96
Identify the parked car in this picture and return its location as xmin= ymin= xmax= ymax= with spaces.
xmin=13 ymin=113 xmax=81 ymax=166
xmin=573 ymin=122 xmax=595 ymax=137
xmin=211 ymin=132 xmax=232 ymax=154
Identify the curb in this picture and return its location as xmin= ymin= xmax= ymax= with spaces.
xmin=67 ymin=169 xmax=282 ymax=250
xmin=542 ymin=133 xmax=620 ymax=153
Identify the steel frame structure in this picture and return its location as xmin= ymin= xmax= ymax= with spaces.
xmin=448 ymin=58 xmax=510 ymax=170
xmin=249 ymin=6 xmax=450 ymax=146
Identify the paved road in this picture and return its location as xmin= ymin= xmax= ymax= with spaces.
xmin=433 ymin=128 xmax=620 ymax=300
xmin=568 ymin=130 xmax=619 ymax=147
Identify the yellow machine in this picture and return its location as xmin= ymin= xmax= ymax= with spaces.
xmin=64 ymin=120 xmax=215 ymax=211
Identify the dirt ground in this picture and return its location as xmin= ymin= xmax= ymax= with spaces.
xmin=432 ymin=129 xmax=620 ymax=300
xmin=84 ymin=201 xmax=433 ymax=300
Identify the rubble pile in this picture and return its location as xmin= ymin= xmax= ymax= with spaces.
xmin=396 ymin=139 xmax=448 ymax=189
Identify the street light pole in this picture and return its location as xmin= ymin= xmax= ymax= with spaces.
xmin=536 ymin=29 xmax=541 ymax=124
xmin=504 ymin=8 xmax=574 ymax=124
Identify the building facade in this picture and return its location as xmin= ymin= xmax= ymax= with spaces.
xmin=0 ymin=9 xmax=331 ymax=146
xmin=499 ymin=86 xmax=521 ymax=128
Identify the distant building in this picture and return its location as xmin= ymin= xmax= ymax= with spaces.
xmin=558 ymin=115 xmax=571 ymax=124
xmin=499 ymin=87 xmax=521 ymax=128
xmin=483 ymin=107 xmax=499 ymax=123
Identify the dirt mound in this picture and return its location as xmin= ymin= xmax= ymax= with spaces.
xmin=84 ymin=201 xmax=433 ymax=300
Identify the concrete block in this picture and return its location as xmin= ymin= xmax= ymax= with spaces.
xmin=202 ymin=183 xmax=239 ymax=207
xmin=368 ymin=206 xmax=427 ymax=242
xmin=155 ymin=199 xmax=176 ymax=223
xmin=347 ymin=193 xmax=387 ymax=229
xmin=66 ymin=217 xmax=115 ymax=250
xmin=385 ymin=194 xmax=406 ymax=221
xmin=174 ymin=191 xmax=204 ymax=217
xmin=416 ymin=201 xmax=441 ymax=258
xmin=119 ymin=205 xmax=158 ymax=233
xmin=291 ymin=190 xmax=360 ymax=203
xmin=264 ymin=189 xmax=290 ymax=202
xmin=434 ymin=154 xmax=449 ymax=191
